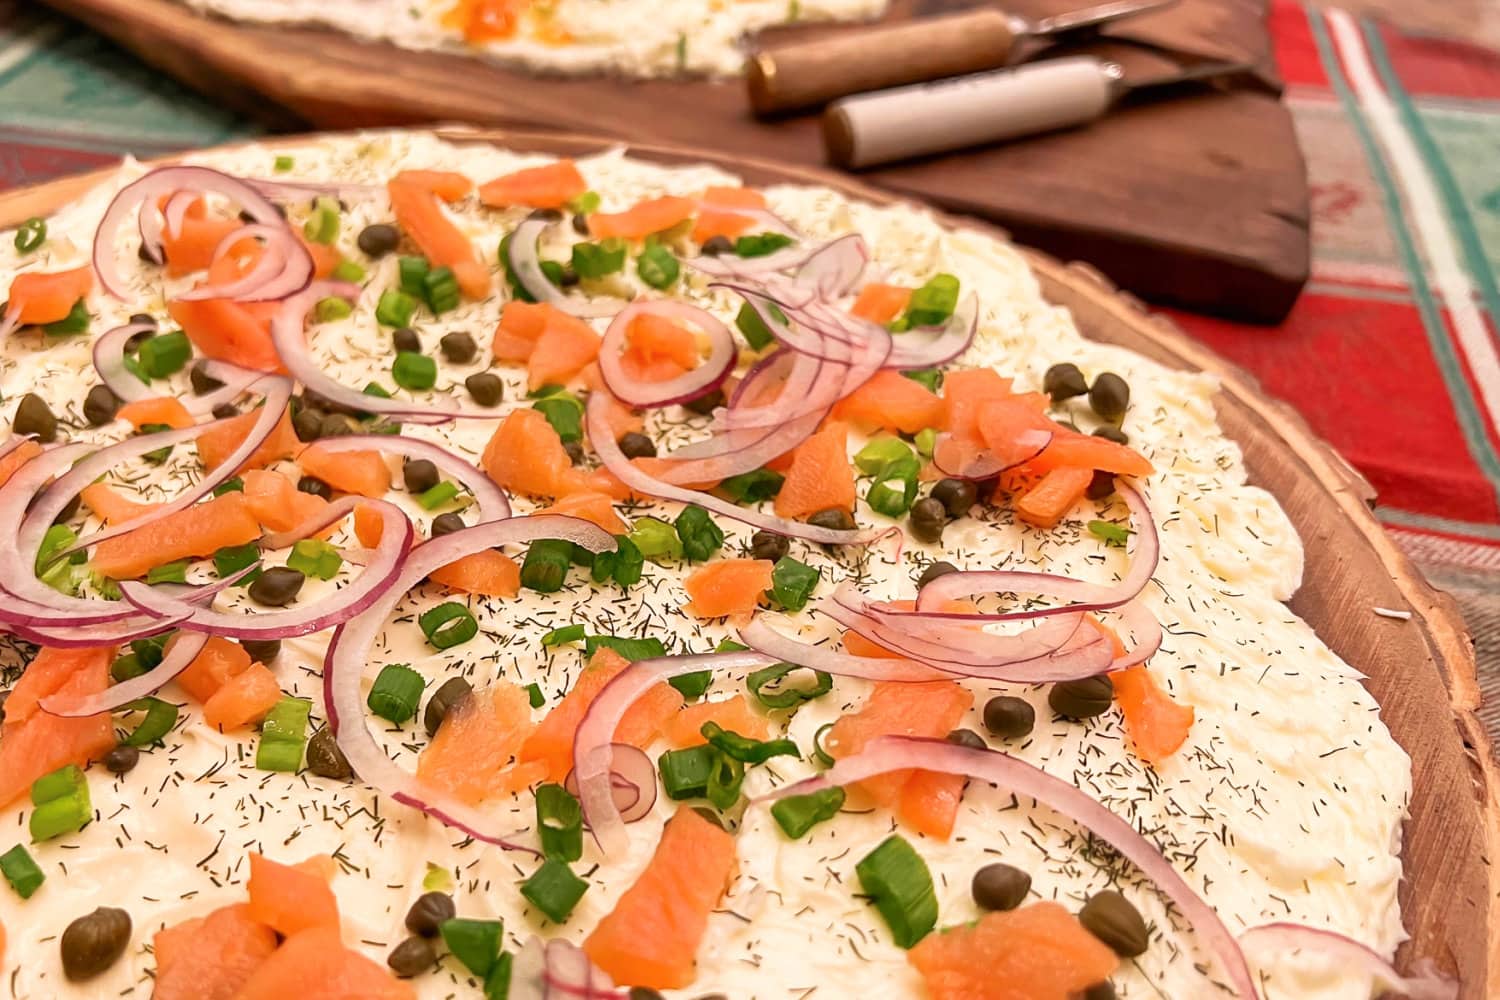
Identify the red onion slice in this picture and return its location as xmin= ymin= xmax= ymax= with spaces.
xmin=245 ymin=177 xmax=382 ymax=202
xmin=932 ymin=427 xmax=1051 ymax=481
xmin=564 ymin=743 xmax=657 ymax=824
xmin=586 ymin=392 xmax=890 ymax=546
xmin=886 ymin=293 xmax=980 ymax=369
xmin=324 ymin=515 xmax=615 ymax=850
xmin=573 ymin=649 xmax=775 ymax=856
xmin=794 ymin=234 xmax=869 ymax=299
xmin=596 ymin=300 xmax=737 ymax=408
xmin=541 ymin=937 xmax=624 ymax=999
xmin=738 ymin=615 xmax=949 ymax=682
xmin=92 ymin=319 xmax=160 ymax=405
xmin=180 ymin=360 xmax=274 ymax=417
xmin=507 ymin=217 xmax=622 ymax=319
xmin=94 ymin=165 xmax=291 ymax=299
xmin=759 ymin=734 xmax=1260 ymax=999
xmin=162 ymin=190 xmax=198 ymax=241
xmin=1238 ymin=923 xmax=1455 ymax=1000
xmin=39 ymin=631 xmax=208 ymax=717
xmin=300 ymin=435 xmax=511 ymax=522
xmin=176 ymin=223 xmax=313 ymax=303
xmin=689 ymin=242 xmax=827 ymax=279
xmin=14 ymin=610 xmax=193 ymax=648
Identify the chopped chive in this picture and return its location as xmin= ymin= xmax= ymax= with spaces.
xmin=42 ymin=299 xmax=89 ymax=336
xmin=582 ymin=635 xmax=666 ymax=662
xmin=213 ymin=542 xmax=261 ymax=583
xmin=302 ymin=196 xmax=340 ymax=245
xmin=659 ymin=745 xmax=717 ymax=800
xmin=211 ymin=476 xmax=244 ymax=496
xmin=286 ymin=538 xmax=343 ymax=580
xmin=855 ymin=835 xmax=939 ymax=948
xmin=636 ymin=241 xmax=679 ymax=289
xmin=136 ymin=330 xmax=191 ymax=378
xmin=484 ymin=950 xmax=513 ymax=1000
xmin=418 ymin=602 xmax=478 ymax=650
xmin=0 ymin=844 xmax=44 ymax=898
xmin=423 ymin=863 xmax=454 ymax=894
xmin=769 ymin=557 xmax=820 ymax=612
xmin=535 ymin=783 xmax=583 ymax=862
xmin=35 ymin=524 xmax=78 ymax=574
xmin=854 ymin=436 xmax=913 ymax=476
xmin=867 ymin=454 xmax=921 ymax=518
xmin=901 ymin=274 xmax=960 ymax=328
xmin=314 ymin=296 xmax=353 ymax=323
xmin=145 ymin=560 xmax=188 ymax=585
xmin=589 ymin=534 xmax=643 ymax=588
xmin=440 ymin=917 xmax=503 ymax=978
xmin=398 ymin=256 xmax=430 ymax=298
xmin=375 ymin=288 xmax=418 ymax=328
xmin=363 ymin=382 xmax=393 ymax=399
xmin=119 ymin=696 xmax=178 ymax=747
xmin=669 ymin=670 xmax=712 ymax=701
xmin=705 ymin=748 xmax=745 ymax=810
xmin=734 ymin=232 xmax=794 ymax=258
xmin=734 ymin=300 xmax=780 ymax=350
xmin=541 ymin=624 xmax=585 ymax=647
xmin=273 ymin=155 xmax=294 ymax=173
xmin=914 ymin=427 xmax=938 ymax=458
xmin=902 ymin=368 xmax=943 ymax=393
xmin=520 ymin=859 xmax=588 ymax=923
xmin=525 ymin=683 xmax=545 ymax=709
xmin=331 ymin=258 xmax=366 ymax=283
xmin=368 ymin=664 xmax=425 ymax=724
xmin=531 ymin=390 xmax=584 ymax=443
xmin=110 ymin=652 xmax=148 ymax=682
xmin=1087 ymin=520 xmax=1131 ymax=547
xmin=747 ymin=662 xmax=832 ymax=710
xmin=521 ymin=539 xmax=574 ymax=593
xmin=570 ymin=239 xmax=626 ymax=280
xmin=702 ymin=721 xmax=799 ymax=764
xmin=628 ymin=516 xmax=681 ymax=563
xmin=137 ymin=423 xmax=174 ymax=464
xmin=771 ymin=786 xmax=845 ymax=839
xmin=14 ymin=217 xmax=46 ymax=253
xmin=28 ymin=765 xmax=90 ymax=842
xmin=673 ymin=505 xmax=723 ymax=562
xmin=718 ymin=468 xmax=783 ymax=504
xmin=256 ymin=696 xmax=311 ymax=772
xmin=812 ymin=721 xmax=837 ymax=767
xmin=566 ymin=191 xmax=601 ymax=215
xmin=417 ymin=481 xmax=460 ymax=510
xmin=393 ymin=351 xmax=437 ymax=391
xmin=423 ymin=265 xmax=461 ymax=315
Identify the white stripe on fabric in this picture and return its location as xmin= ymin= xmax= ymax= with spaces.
xmin=0 ymin=16 xmax=64 ymax=77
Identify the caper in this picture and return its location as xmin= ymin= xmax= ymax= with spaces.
xmin=945 ymin=728 xmax=986 ymax=751
xmin=212 ymin=403 xmax=238 ymax=420
xmin=1089 ymin=372 xmax=1130 ymax=422
xmin=700 ymin=235 xmax=734 ymax=256
xmin=1085 ymin=470 xmax=1116 ymax=502
xmin=982 ymin=696 xmax=1035 ymax=740
xmin=1078 ymin=890 xmax=1148 ymax=957
xmin=139 ymin=241 xmax=158 ymax=264
xmin=916 ymin=561 xmax=958 ymax=589
xmin=749 ymin=530 xmax=789 ymax=563
xmin=439 ymin=331 xmax=477 ymax=364
xmin=104 ymin=744 xmax=139 ymax=775
xmin=83 ymin=385 xmax=121 ymax=427
xmin=303 ymin=390 xmax=363 ymax=419
xmin=128 ymin=312 xmax=157 ymax=329
xmin=1083 ymin=982 xmax=1117 ymax=1000
xmin=618 ymin=431 xmax=656 ymax=459
xmin=629 ymin=989 xmax=666 ymax=1000
xmin=356 ymin=223 xmax=400 ymax=257
xmin=807 ymin=507 xmax=855 ymax=532
xmin=386 ymin=935 xmax=436 ymax=978
xmin=1049 ymin=675 xmax=1114 ymax=720
xmin=971 ymin=863 xmax=1030 ymax=911
xmin=908 ymin=497 xmax=948 ymax=544
xmin=60 ymin=907 xmax=132 ymax=981
xmin=430 ymin=512 xmax=466 ymax=537
xmin=424 ymin=676 xmax=473 ymax=736
xmin=1092 ymin=424 xmax=1128 ymax=445
xmin=557 ymin=266 xmax=581 ymax=288
xmin=190 ymin=361 xmax=225 ymax=396
xmin=403 ymin=458 xmax=440 ymax=494
xmin=13 ymin=393 xmax=58 ymax=443
xmin=528 ymin=208 xmax=563 ymax=224
xmin=306 ymin=726 xmax=353 ymax=780
xmin=404 ymin=891 xmax=456 ymax=937
xmin=465 ymin=372 xmax=504 ymax=407
xmin=930 ymin=478 xmax=978 ymax=519
xmin=392 ymin=327 xmax=421 ymax=353
xmin=572 ymin=214 xmax=591 ymax=237
xmin=1043 ymin=362 xmax=1088 ymax=402
xmin=124 ymin=327 xmax=154 ymax=355
xmin=241 ymin=638 xmax=282 ymax=663
xmin=319 ymin=413 xmax=360 ymax=439
xmin=248 ymin=566 xmax=305 ymax=607
xmin=293 ymin=406 xmax=326 ymax=443
xmin=563 ymin=439 xmax=586 ymax=466
xmin=298 ymin=475 xmax=332 ymax=500
xmin=53 ymin=492 xmax=81 ymax=525
xmin=683 ymin=387 xmax=724 ymax=416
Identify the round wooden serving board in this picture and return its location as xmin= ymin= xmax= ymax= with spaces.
xmin=0 ymin=128 xmax=1492 ymax=997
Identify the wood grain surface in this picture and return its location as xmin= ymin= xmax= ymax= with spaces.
xmin=0 ymin=128 xmax=1490 ymax=998
xmin=38 ymin=0 xmax=1311 ymax=324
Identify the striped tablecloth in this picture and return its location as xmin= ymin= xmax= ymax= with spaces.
xmin=1 ymin=0 xmax=1497 ymax=739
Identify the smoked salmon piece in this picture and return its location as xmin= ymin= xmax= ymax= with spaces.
xmin=908 ymin=902 xmax=1119 ymax=1000
xmin=588 ymin=195 xmax=695 ymax=241
xmin=240 ymin=469 xmax=330 ymax=534
xmin=175 ymin=635 xmax=252 ymax=704
xmin=427 ymin=549 xmax=521 ymax=598
xmin=659 ymin=694 xmax=769 ymax=748
xmin=1014 ymin=467 xmax=1094 ymax=529
xmin=0 ymin=646 xmax=115 ymax=808
xmin=233 ymin=925 xmax=416 ymax=1000
xmin=527 ymin=310 xmax=601 ymax=391
xmin=168 ymin=298 xmax=285 ymax=375
xmin=418 ymin=681 xmax=541 ymax=805
xmin=195 ymin=407 xmax=301 ymax=473
xmin=117 ymin=396 xmax=194 ymax=431
xmin=4 ymin=265 xmax=93 ymax=326
xmin=0 ymin=440 xmax=41 ymax=488
xmin=1114 ymin=666 xmax=1194 ymax=765
xmin=536 ymin=491 xmax=628 ymax=535
xmin=245 ymin=852 xmax=340 ymax=938
xmin=79 ymin=483 xmax=162 ymax=525
xmin=492 ymin=299 xmax=551 ymax=362
xmin=691 ymin=186 xmax=768 ymax=245
xmin=682 ymin=558 xmax=773 ymax=620
xmin=832 ymin=369 xmax=943 ymax=435
xmin=297 ymin=443 xmax=392 ymax=498
xmin=202 ymin=662 xmax=282 ymax=732
xmin=91 ymin=492 xmax=261 ymax=580
xmin=849 ymin=284 xmax=912 ymax=324
xmin=152 ymin=904 xmax=278 ymax=1000
xmin=773 ymin=421 xmax=856 ymax=520
xmin=478 ymin=159 xmax=587 ymax=209
xmin=388 ymin=172 xmax=489 ymax=300
xmin=481 ymin=408 xmax=625 ymax=500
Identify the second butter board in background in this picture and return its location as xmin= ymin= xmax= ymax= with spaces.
xmin=38 ymin=0 xmax=1309 ymax=322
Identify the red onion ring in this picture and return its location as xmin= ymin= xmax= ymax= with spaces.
xmin=507 ymin=216 xmax=622 ymax=319
xmin=324 ymin=515 xmax=615 ymax=850
xmin=596 ymin=300 xmax=737 ymax=408
xmin=1238 ymin=923 xmax=1455 ymax=1000
xmin=92 ymin=320 xmax=159 ymax=406
xmin=738 ymin=615 xmax=949 ymax=682
xmin=886 ymin=293 xmax=980 ymax=370
xmin=759 ymin=734 xmax=1261 ymax=999
xmin=176 ymin=223 xmax=313 ymax=303
xmin=162 ymin=190 xmax=198 ymax=241
xmin=932 ymin=427 xmax=1051 ymax=481
xmin=564 ymin=743 xmax=657 ymax=825
xmin=180 ymin=360 xmax=276 ymax=417
xmin=520 ymin=937 xmax=623 ymax=999
xmin=689 ymin=242 xmax=828 ymax=279
xmin=301 ymin=435 xmax=511 ymax=522
xmin=94 ymin=166 xmax=291 ymax=299
xmin=39 ymin=631 xmax=208 ymax=717
xmin=794 ymin=234 xmax=869 ymax=300
xmin=13 ymin=610 xmax=193 ymax=649
xmin=245 ymin=178 xmax=381 ymax=202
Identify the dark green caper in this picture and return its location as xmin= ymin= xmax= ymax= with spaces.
xmin=1088 ymin=372 xmax=1130 ymax=422
xmin=465 ymin=372 xmax=504 ymax=407
xmin=908 ymin=497 xmax=948 ymax=544
xmin=945 ymin=728 xmax=986 ymax=751
xmin=1092 ymin=424 xmax=1128 ymax=445
xmin=298 ymin=476 xmax=332 ymax=500
xmin=618 ymin=432 xmax=656 ymax=459
xmin=128 ymin=312 xmax=157 ymax=329
xmin=528 ymin=208 xmax=563 ymax=224
xmin=700 ymin=235 xmax=734 ymax=256
xmin=293 ymin=406 xmax=326 ymax=443
xmin=306 ymin=726 xmax=353 ymax=779
xmin=13 ymin=393 xmax=58 ymax=443
xmin=403 ymin=458 xmax=440 ymax=494
xmin=356 ymin=223 xmax=400 ymax=257
xmin=571 ymin=214 xmax=591 ymax=237
xmin=212 ymin=403 xmax=238 ymax=420
xmin=190 ymin=361 xmax=225 ymax=396
xmin=683 ymin=388 xmax=724 ymax=416
xmin=1085 ymin=470 xmax=1116 ymax=502
xmin=917 ymin=560 xmax=959 ymax=588
xmin=557 ymin=266 xmax=581 ymax=288
xmin=392 ymin=327 xmax=421 ymax=353
xmin=1043 ymin=363 xmax=1088 ymax=402
xmin=749 ymin=530 xmax=789 ymax=563
xmin=430 ymin=512 xmax=466 ymax=537
xmin=61 ymin=907 xmax=132 ymax=981
xmin=424 ymin=676 xmax=473 ymax=737
xmin=248 ymin=566 xmax=305 ymax=608
xmin=1078 ymin=890 xmax=1148 ymax=957
xmin=439 ymin=331 xmax=477 ymax=364
xmin=971 ymin=863 xmax=1030 ymax=911
xmin=241 ymin=638 xmax=282 ymax=663
xmin=1049 ymin=675 xmax=1114 ymax=720
xmin=386 ymin=935 xmax=436 ymax=978
xmin=628 ymin=989 xmax=667 ymax=1000
xmin=104 ymin=744 xmax=139 ymax=775
xmin=808 ymin=507 xmax=855 ymax=532
xmin=319 ymin=413 xmax=360 ymax=439
xmin=123 ymin=327 xmax=153 ymax=354
xmin=930 ymin=478 xmax=978 ymax=519
xmin=563 ymin=439 xmax=586 ymax=466
xmin=83 ymin=385 xmax=121 ymax=427
xmin=1083 ymin=982 xmax=1117 ymax=1000
xmin=982 ymin=696 xmax=1035 ymax=740
xmin=53 ymin=492 xmax=81 ymax=525
xmin=404 ymin=891 xmax=456 ymax=937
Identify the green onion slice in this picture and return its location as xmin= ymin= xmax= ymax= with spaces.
xmin=440 ymin=917 xmax=503 ymax=978
xmin=541 ymin=624 xmax=585 ymax=647
xmin=0 ymin=844 xmax=45 ymax=898
xmin=520 ymin=858 xmax=588 ymax=924
xmin=14 ymin=217 xmax=46 ymax=253
xmin=119 ymin=697 xmax=179 ymax=747
xmin=747 ymin=662 xmax=833 ymax=710
xmin=418 ymin=602 xmax=478 ymax=650
xmin=535 ymin=783 xmax=583 ymax=863
xmin=854 ymin=835 xmax=939 ymax=949
xmin=771 ymin=786 xmax=845 ymax=840
xmin=701 ymin=721 xmax=798 ymax=765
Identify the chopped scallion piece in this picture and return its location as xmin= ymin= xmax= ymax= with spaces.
xmin=485 ymin=950 xmax=513 ymax=1000
xmin=422 ymin=265 xmax=460 ymax=315
xmin=303 ymin=196 xmax=340 ymax=245
xmin=812 ymin=721 xmax=837 ymax=767
xmin=867 ymin=454 xmax=921 ymax=518
xmin=747 ymin=662 xmax=832 ymax=710
xmin=628 ymin=516 xmax=682 ymax=563
xmin=0 ymin=844 xmax=44 ymax=898
xmin=718 ymin=468 xmax=784 ymax=504
xmin=855 ymin=835 xmax=939 ymax=948
xmin=900 ymin=274 xmax=960 ymax=329
xmin=521 ymin=539 xmax=574 ymax=593
xmin=331 ymin=258 xmax=366 ymax=283
xmin=531 ymin=390 xmax=584 ymax=443
xmin=423 ymin=863 xmax=454 ymax=893
xmin=854 ymin=436 xmax=913 ymax=476
xmin=702 ymin=721 xmax=799 ymax=764
xmin=14 ymin=217 xmax=46 ymax=253
xmin=28 ymin=765 xmax=90 ymax=842
xmin=583 ymin=635 xmax=666 ymax=662
xmin=314 ymin=296 xmax=353 ymax=323
xmin=636 ymin=241 xmax=680 ymax=289
xmin=674 ymin=505 xmax=723 ymax=562
xmin=535 ymin=783 xmax=583 ymax=862
xmin=589 ymin=534 xmax=643 ymax=588
xmin=137 ymin=423 xmax=174 ymax=465
xmin=541 ymin=624 xmax=585 ymax=647
xmin=566 ymin=191 xmax=601 ymax=215
xmin=525 ymin=683 xmax=545 ymax=709
xmin=137 ymin=330 xmax=191 ymax=378
xmin=375 ymin=288 xmax=418 ymax=328
xmin=398 ymin=255 xmax=430 ymax=297
xmin=255 ymin=696 xmax=311 ymax=772
xmin=119 ymin=696 xmax=178 ymax=747
xmin=145 ymin=560 xmax=188 ymax=585
xmin=570 ymin=239 xmax=626 ymax=280
xmin=273 ymin=155 xmax=295 ymax=172
xmin=363 ymin=381 xmax=393 ymax=398
xmin=669 ymin=670 xmax=712 ymax=701
xmin=771 ymin=786 xmax=845 ymax=839
xmin=417 ymin=481 xmax=460 ymax=510
xmin=914 ymin=427 xmax=938 ymax=458
xmin=211 ymin=476 xmax=244 ymax=496
xmin=902 ymin=368 xmax=943 ymax=393
xmin=705 ymin=748 xmax=745 ymax=810
xmin=368 ymin=664 xmax=425 ymax=724
xmin=440 ymin=917 xmax=503 ymax=978
xmin=769 ymin=557 xmax=820 ymax=612
xmin=659 ymin=745 xmax=717 ymax=800
xmin=43 ymin=299 xmax=89 ymax=336
xmin=213 ymin=542 xmax=260 ymax=583
xmin=393 ymin=351 xmax=437 ymax=391
xmin=418 ymin=602 xmax=478 ymax=650
xmin=286 ymin=538 xmax=343 ymax=580
xmin=1087 ymin=519 xmax=1131 ymax=547
xmin=520 ymin=859 xmax=588 ymax=923
xmin=734 ymin=300 xmax=781 ymax=350
xmin=734 ymin=232 xmax=794 ymax=258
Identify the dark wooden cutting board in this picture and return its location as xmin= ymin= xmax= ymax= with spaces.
xmin=40 ymin=0 xmax=1310 ymax=323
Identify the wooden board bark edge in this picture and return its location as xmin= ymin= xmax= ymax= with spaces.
xmin=0 ymin=126 xmax=1490 ymax=997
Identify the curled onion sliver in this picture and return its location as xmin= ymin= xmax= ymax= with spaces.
xmin=507 ymin=216 xmax=622 ymax=319
xmin=39 ymin=631 xmax=208 ymax=717
xmin=931 ymin=427 xmax=1051 ymax=481
xmin=92 ymin=320 xmax=157 ymax=405
xmin=564 ymin=743 xmax=657 ymax=825
xmin=794 ymin=233 xmax=869 ymax=300
xmin=886 ymin=292 xmax=980 ymax=370
xmin=596 ymin=300 xmax=736 ymax=408
xmin=1238 ymin=923 xmax=1455 ymax=1000
xmin=300 ymin=435 xmax=511 ymax=523
xmin=14 ymin=611 xmax=193 ymax=649
xmin=176 ymin=223 xmax=313 ymax=303
xmin=738 ymin=615 xmax=956 ymax=683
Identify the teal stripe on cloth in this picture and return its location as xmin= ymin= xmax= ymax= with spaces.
xmin=1380 ymin=506 xmax=1500 ymax=542
xmin=1305 ymin=3 xmax=1500 ymax=507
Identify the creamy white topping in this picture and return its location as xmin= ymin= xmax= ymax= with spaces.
xmin=0 ymin=132 xmax=1409 ymax=1000
xmin=174 ymin=0 xmax=888 ymax=77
